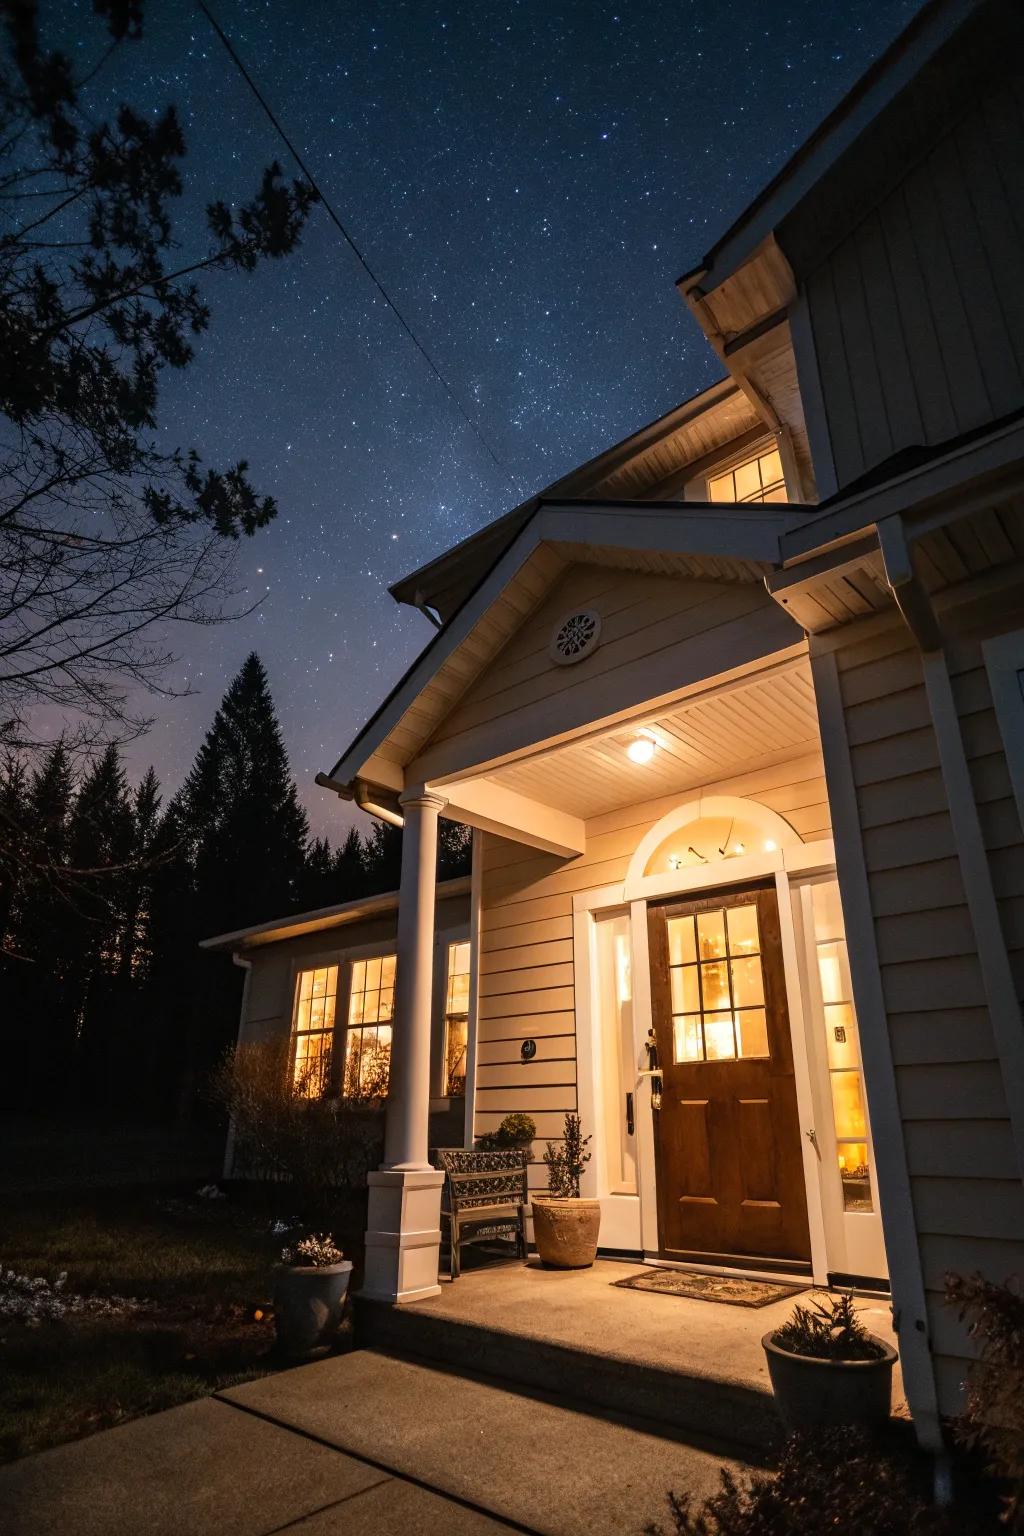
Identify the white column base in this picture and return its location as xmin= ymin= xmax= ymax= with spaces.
xmin=361 ymin=1168 xmax=444 ymax=1304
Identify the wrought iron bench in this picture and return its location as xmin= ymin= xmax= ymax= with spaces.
xmin=434 ymin=1147 xmax=529 ymax=1280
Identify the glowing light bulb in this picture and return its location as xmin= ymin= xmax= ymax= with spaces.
xmin=763 ymin=838 xmax=778 ymax=853
xmin=733 ymin=841 xmax=746 ymax=855
xmin=627 ymin=735 xmax=656 ymax=765
xmin=667 ymin=853 xmax=683 ymax=871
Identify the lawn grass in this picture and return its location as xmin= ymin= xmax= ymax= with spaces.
xmin=0 ymin=1182 xmax=325 ymax=1462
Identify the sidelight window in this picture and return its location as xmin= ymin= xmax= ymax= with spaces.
xmin=811 ymin=882 xmax=873 ymax=1213
xmin=443 ymin=940 xmax=471 ymax=1096
xmin=667 ymin=903 xmax=769 ymax=1062
xmin=708 ymin=446 xmax=787 ymax=505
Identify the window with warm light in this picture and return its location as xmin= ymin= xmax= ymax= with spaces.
xmin=708 ymin=446 xmax=787 ymax=505
xmin=344 ymin=954 xmax=396 ymax=1097
xmin=443 ymin=940 xmax=471 ymax=1096
xmin=595 ymin=911 xmax=638 ymax=1194
xmin=667 ymin=903 xmax=769 ymax=1062
xmin=290 ymin=965 xmax=339 ymax=1097
xmin=811 ymin=881 xmax=873 ymax=1213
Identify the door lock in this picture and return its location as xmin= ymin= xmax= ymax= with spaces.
xmin=625 ymin=1091 xmax=635 ymax=1137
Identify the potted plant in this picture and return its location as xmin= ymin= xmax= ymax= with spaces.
xmin=531 ymin=1113 xmax=601 ymax=1269
xmin=492 ymin=1112 xmax=536 ymax=1151
xmin=762 ymin=1292 xmax=898 ymax=1432
xmin=273 ymin=1233 xmax=353 ymax=1360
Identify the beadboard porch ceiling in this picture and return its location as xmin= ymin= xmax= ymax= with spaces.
xmin=469 ymin=656 xmax=820 ymax=822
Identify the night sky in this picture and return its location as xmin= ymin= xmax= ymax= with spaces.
xmin=61 ymin=0 xmax=922 ymax=838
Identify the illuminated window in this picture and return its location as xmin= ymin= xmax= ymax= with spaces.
xmin=443 ymin=940 xmax=471 ymax=1096
xmin=344 ymin=954 xmax=396 ymax=1097
xmin=708 ymin=446 xmax=787 ymax=505
xmin=291 ymin=965 xmax=339 ymax=1097
xmin=811 ymin=881 xmax=873 ymax=1213
xmin=667 ymin=902 xmax=769 ymax=1063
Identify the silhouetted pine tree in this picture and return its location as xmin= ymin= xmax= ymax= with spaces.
xmin=147 ymin=654 xmax=309 ymax=1113
xmin=334 ymin=826 xmax=367 ymax=901
xmin=6 ymin=743 xmax=74 ymax=1101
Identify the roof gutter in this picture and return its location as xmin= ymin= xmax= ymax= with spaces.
xmin=315 ymin=770 xmax=405 ymax=829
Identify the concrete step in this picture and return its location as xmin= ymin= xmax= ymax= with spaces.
xmin=220 ymin=1348 xmax=752 ymax=1536
xmin=355 ymin=1290 xmax=782 ymax=1453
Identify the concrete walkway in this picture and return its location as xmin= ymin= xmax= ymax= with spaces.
xmin=0 ymin=1349 xmax=749 ymax=1536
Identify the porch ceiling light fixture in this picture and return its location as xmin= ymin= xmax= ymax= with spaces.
xmin=626 ymin=732 xmax=657 ymax=765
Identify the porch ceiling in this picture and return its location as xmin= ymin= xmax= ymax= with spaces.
xmin=475 ymin=657 xmax=820 ymax=821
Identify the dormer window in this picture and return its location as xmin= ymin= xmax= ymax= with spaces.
xmin=708 ymin=445 xmax=787 ymax=505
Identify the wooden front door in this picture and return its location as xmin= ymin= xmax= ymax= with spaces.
xmin=648 ymin=882 xmax=811 ymax=1265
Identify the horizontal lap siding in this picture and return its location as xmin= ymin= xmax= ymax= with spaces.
xmin=835 ymin=624 xmax=1019 ymax=1412
xmin=475 ymin=750 xmax=831 ymax=1164
xmin=807 ymin=70 xmax=1024 ymax=491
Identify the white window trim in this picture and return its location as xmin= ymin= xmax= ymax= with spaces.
xmin=703 ymin=435 xmax=789 ymax=504
xmin=288 ymin=939 xmax=398 ymax=1101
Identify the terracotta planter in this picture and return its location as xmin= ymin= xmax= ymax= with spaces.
xmin=762 ymin=1331 xmax=898 ymax=1432
xmin=273 ymin=1260 xmax=353 ymax=1360
xmin=531 ymin=1198 xmax=601 ymax=1268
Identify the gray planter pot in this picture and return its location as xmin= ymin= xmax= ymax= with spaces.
xmin=762 ymin=1330 xmax=898 ymax=1432
xmin=273 ymin=1260 xmax=353 ymax=1360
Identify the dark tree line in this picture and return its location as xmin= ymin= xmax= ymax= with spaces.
xmin=0 ymin=652 xmax=470 ymax=1117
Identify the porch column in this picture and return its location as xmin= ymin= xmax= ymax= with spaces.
xmin=362 ymin=789 xmax=447 ymax=1304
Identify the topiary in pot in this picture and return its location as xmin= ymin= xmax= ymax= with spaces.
xmin=531 ymin=1113 xmax=601 ymax=1269
xmin=761 ymin=1292 xmax=897 ymax=1433
xmin=273 ymin=1233 xmax=353 ymax=1360
xmin=494 ymin=1112 xmax=536 ymax=1149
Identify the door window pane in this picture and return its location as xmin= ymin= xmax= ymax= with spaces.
xmin=673 ymin=1015 xmax=704 ymax=1062
xmin=736 ymin=1009 xmax=769 ymax=1058
xmin=704 ymin=1014 xmax=737 ymax=1060
xmin=726 ymin=903 xmax=760 ymax=955
xmin=670 ymin=965 xmax=701 ymax=1014
xmin=696 ymin=910 xmax=726 ymax=959
xmin=667 ymin=915 xmax=697 ymax=966
xmin=730 ymin=955 xmax=765 ymax=1008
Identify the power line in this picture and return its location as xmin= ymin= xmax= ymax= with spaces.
xmin=196 ymin=0 xmax=522 ymax=491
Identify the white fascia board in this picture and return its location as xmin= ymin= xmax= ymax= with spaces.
xmin=441 ymin=779 xmax=585 ymax=859
xmin=326 ymin=502 xmax=800 ymax=788
xmin=536 ymin=502 xmax=801 ymax=562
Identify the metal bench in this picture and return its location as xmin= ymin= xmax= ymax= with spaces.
xmin=434 ymin=1147 xmax=529 ymax=1280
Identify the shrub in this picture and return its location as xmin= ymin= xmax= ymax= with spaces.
xmin=770 ymin=1292 xmax=886 ymax=1362
xmin=648 ymin=1429 xmax=946 ymax=1536
xmin=476 ymin=1112 xmax=537 ymax=1152
xmin=280 ymin=1234 xmax=344 ymax=1268
xmin=543 ymin=1112 xmax=591 ymax=1199
xmin=946 ymin=1271 xmax=1024 ymax=1530
xmin=209 ymin=1042 xmax=386 ymax=1226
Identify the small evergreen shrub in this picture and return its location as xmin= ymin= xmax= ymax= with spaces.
xmin=771 ymin=1292 xmax=886 ymax=1362
xmin=495 ymin=1112 xmax=536 ymax=1146
xmin=543 ymin=1112 xmax=592 ymax=1199
xmin=648 ymin=1429 xmax=946 ymax=1536
xmin=280 ymin=1234 xmax=344 ymax=1268
xmin=946 ymin=1271 xmax=1024 ymax=1530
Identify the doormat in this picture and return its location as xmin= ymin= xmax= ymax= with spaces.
xmin=612 ymin=1269 xmax=807 ymax=1308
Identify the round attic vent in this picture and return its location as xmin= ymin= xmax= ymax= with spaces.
xmin=549 ymin=609 xmax=602 ymax=666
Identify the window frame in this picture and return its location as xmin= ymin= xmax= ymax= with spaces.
xmin=341 ymin=942 xmax=398 ymax=1099
xmin=704 ymin=438 xmax=789 ymax=506
xmin=287 ymin=939 xmax=398 ymax=1102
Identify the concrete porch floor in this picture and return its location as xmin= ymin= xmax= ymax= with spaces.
xmin=356 ymin=1257 xmax=906 ymax=1452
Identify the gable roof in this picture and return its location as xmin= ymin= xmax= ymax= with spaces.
xmin=326 ymin=498 xmax=813 ymax=794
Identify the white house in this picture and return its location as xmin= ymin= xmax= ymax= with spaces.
xmin=216 ymin=0 xmax=1024 ymax=1455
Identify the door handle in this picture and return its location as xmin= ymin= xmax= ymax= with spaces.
xmin=625 ymin=1092 xmax=635 ymax=1137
